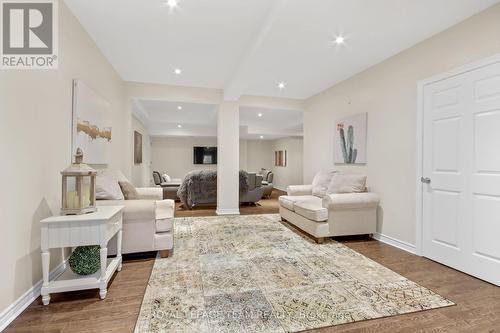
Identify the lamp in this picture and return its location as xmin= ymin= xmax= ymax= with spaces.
xmin=61 ymin=148 xmax=97 ymax=215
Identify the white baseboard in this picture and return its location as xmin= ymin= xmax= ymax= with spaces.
xmin=216 ymin=208 xmax=240 ymax=216
xmin=372 ymin=232 xmax=416 ymax=254
xmin=0 ymin=260 xmax=67 ymax=332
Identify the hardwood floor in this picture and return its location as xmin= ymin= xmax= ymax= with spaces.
xmin=174 ymin=189 xmax=286 ymax=217
xmin=6 ymin=226 xmax=500 ymax=332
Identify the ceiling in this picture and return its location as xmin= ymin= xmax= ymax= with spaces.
xmin=134 ymin=99 xmax=303 ymax=140
xmin=65 ymin=0 xmax=499 ymax=99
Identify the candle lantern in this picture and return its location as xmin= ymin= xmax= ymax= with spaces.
xmin=61 ymin=148 xmax=97 ymax=215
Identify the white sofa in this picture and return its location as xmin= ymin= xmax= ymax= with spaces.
xmin=279 ymin=172 xmax=379 ymax=243
xmin=96 ymin=170 xmax=175 ymax=257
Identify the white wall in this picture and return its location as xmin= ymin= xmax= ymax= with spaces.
xmin=131 ymin=116 xmax=151 ymax=187
xmin=246 ymin=140 xmax=274 ymax=172
xmin=151 ymin=137 xmax=218 ymax=178
xmin=304 ymin=4 xmax=500 ymax=246
xmin=271 ymin=137 xmax=303 ymax=190
xmin=0 ymin=2 xmax=128 ymax=316
xmin=151 ymin=137 xmax=283 ymax=179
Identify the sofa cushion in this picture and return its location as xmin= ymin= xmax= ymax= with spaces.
xmin=327 ymin=174 xmax=367 ymax=194
xmin=119 ymin=181 xmax=139 ymax=200
xmin=279 ymin=195 xmax=313 ymax=211
xmin=294 ymin=199 xmax=328 ymax=222
xmin=96 ymin=172 xmax=124 ymax=200
xmin=311 ymin=170 xmax=337 ymax=198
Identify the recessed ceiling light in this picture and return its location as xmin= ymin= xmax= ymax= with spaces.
xmin=164 ymin=0 xmax=178 ymax=9
xmin=257 ymin=113 xmax=263 ymax=117
xmin=177 ymin=105 xmax=182 ymax=110
xmin=177 ymin=124 xmax=182 ymax=128
xmin=277 ymin=81 xmax=286 ymax=90
xmin=173 ymin=68 xmax=182 ymax=75
xmin=334 ymin=35 xmax=346 ymax=45
xmin=260 ymin=135 xmax=264 ymax=139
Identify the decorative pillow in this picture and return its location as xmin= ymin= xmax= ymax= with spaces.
xmin=118 ymin=181 xmax=139 ymax=200
xmin=162 ymin=173 xmax=171 ymax=182
xmin=311 ymin=170 xmax=337 ymax=198
xmin=327 ymin=174 xmax=367 ymax=194
xmin=95 ymin=173 xmax=124 ymax=200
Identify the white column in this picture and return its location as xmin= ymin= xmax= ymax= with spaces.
xmin=216 ymin=101 xmax=240 ymax=215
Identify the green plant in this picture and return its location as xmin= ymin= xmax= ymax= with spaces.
xmin=339 ymin=125 xmax=357 ymax=163
xmin=69 ymin=245 xmax=101 ymax=275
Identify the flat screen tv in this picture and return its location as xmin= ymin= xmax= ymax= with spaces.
xmin=193 ymin=146 xmax=217 ymax=165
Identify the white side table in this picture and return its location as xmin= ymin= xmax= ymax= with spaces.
xmin=40 ymin=205 xmax=124 ymax=305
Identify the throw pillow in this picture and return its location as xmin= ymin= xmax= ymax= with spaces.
xmin=119 ymin=181 xmax=139 ymax=200
xmin=162 ymin=173 xmax=171 ymax=182
xmin=96 ymin=172 xmax=124 ymax=200
xmin=311 ymin=170 xmax=337 ymax=198
xmin=327 ymin=174 xmax=367 ymax=194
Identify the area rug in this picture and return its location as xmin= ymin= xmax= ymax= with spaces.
xmin=135 ymin=214 xmax=453 ymax=333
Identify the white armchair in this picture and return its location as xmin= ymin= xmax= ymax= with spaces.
xmin=96 ymin=171 xmax=174 ymax=257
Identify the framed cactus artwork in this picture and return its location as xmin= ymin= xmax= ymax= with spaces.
xmin=334 ymin=113 xmax=367 ymax=164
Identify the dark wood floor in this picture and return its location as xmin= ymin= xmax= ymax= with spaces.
xmin=6 ymin=227 xmax=500 ymax=332
xmin=174 ymin=189 xmax=286 ymax=217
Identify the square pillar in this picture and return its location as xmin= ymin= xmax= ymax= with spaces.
xmin=216 ymin=101 xmax=240 ymax=215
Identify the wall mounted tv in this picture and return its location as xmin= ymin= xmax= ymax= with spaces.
xmin=193 ymin=146 xmax=217 ymax=165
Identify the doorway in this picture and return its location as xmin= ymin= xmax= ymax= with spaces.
xmin=417 ymin=54 xmax=500 ymax=286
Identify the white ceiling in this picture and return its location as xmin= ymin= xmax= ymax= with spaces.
xmin=134 ymin=99 xmax=303 ymax=140
xmin=240 ymin=106 xmax=303 ymax=140
xmin=65 ymin=0 xmax=499 ymax=99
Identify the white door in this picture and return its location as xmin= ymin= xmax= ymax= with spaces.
xmin=422 ymin=57 xmax=500 ymax=286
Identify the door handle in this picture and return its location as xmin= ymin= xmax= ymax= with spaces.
xmin=420 ymin=177 xmax=431 ymax=184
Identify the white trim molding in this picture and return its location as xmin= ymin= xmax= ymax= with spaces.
xmin=0 ymin=260 xmax=67 ymax=331
xmin=415 ymin=53 xmax=500 ymax=256
xmin=373 ymin=232 xmax=416 ymax=254
xmin=215 ymin=208 xmax=240 ymax=216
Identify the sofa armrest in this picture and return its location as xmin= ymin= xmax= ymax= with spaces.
xmin=136 ymin=187 xmax=163 ymax=200
xmin=322 ymin=192 xmax=380 ymax=211
xmin=156 ymin=199 xmax=175 ymax=220
xmin=104 ymin=199 xmax=174 ymax=221
xmin=287 ymin=184 xmax=313 ymax=196
xmin=120 ymin=200 xmax=156 ymax=220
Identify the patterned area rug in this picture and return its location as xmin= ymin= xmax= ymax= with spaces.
xmin=135 ymin=214 xmax=453 ymax=332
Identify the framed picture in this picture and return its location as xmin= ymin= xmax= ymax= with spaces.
xmin=72 ymin=79 xmax=112 ymax=164
xmin=274 ymin=150 xmax=287 ymax=167
xmin=334 ymin=113 xmax=367 ymax=164
xmin=134 ymin=131 xmax=142 ymax=164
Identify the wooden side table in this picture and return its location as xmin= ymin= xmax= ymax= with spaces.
xmin=40 ymin=205 xmax=124 ymax=305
